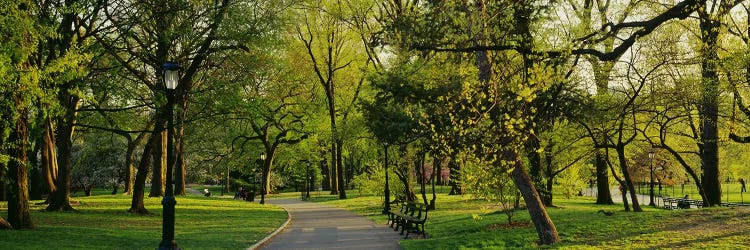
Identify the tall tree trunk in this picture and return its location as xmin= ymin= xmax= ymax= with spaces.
xmin=417 ymin=153 xmax=428 ymax=206
xmin=259 ymin=149 xmax=276 ymax=205
xmin=44 ymin=0 xmax=80 ymax=212
xmin=320 ymin=156 xmax=330 ymax=191
xmin=435 ymin=158 xmax=443 ymax=185
xmin=541 ymin=144 xmax=556 ymax=206
xmin=46 ymin=93 xmax=80 ymax=212
xmin=619 ymin=180 xmax=631 ymax=212
xmin=149 ymin=130 xmax=166 ymax=197
xmin=174 ymin=122 xmax=186 ymax=196
xmin=7 ymin=103 xmax=34 ymax=229
xmin=616 ymin=145 xmax=642 ymax=212
xmin=123 ymin=128 xmax=149 ymax=196
xmin=395 ymin=167 xmax=417 ymax=202
xmin=595 ymin=151 xmax=614 ymax=204
xmin=540 ymin=174 xmax=557 ymax=207
xmin=336 ymin=140 xmax=346 ymax=199
xmin=28 ymin=131 xmax=42 ymax=201
xmin=429 ymin=157 xmax=438 ymax=210
xmin=173 ymin=100 xmax=187 ymax=196
xmin=130 ymin=125 xmax=161 ymax=214
xmin=526 ymin=136 xmax=546 ymax=202
xmin=509 ymin=152 xmax=559 ymax=245
xmin=41 ymin=118 xmax=58 ymax=201
xmin=329 ymin=141 xmax=339 ymax=195
xmin=699 ymin=9 xmax=721 ymax=206
xmin=124 ymin=139 xmax=136 ymax=195
xmin=448 ymin=156 xmax=464 ymax=195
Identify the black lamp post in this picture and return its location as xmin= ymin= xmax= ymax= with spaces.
xmin=260 ymin=153 xmax=266 ymax=204
xmin=382 ymin=142 xmax=391 ymax=214
xmin=305 ymin=161 xmax=311 ymax=200
xmin=649 ymin=149 xmax=655 ymax=207
xmin=158 ymin=61 xmax=180 ymax=250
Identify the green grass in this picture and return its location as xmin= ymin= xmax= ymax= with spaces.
xmin=0 ymin=193 xmax=286 ymax=249
xmin=308 ymin=191 xmax=750 ymax=249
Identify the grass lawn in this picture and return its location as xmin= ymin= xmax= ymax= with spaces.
xmin=308 ymin=191 xmax=750 ymax=249
xmin=0 ymin=192 xmax=286 ymax=250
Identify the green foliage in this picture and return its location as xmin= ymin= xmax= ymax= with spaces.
xmin=351 ymin=164 xmax=384 ymax=196
xmin=71 ymin=132 xmax=127 ymax=189
xmin=557 ymin=163 xmax=588 ymax=199
xmin=462 ymin=154 xmax=518 ymax=223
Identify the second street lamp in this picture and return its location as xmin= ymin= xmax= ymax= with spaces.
xmin=305 ymin=161 xmax=311 ymax=200
xmin=649 ymin=149 xmax=655 ymax=207
xmin=260 ymin=153 xmax=267 ymax=204
xmin=158 ymin=61 xmax=180 ymax=250
xmin=382 ymin=142 xmax=391 ymax=214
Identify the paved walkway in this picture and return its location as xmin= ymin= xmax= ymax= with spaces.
xmin=258 ymin=198 xmax=401 ymax=250
xmin=583 ymin=187 xmax=663 ymax=207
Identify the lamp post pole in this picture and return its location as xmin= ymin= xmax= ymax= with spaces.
xmin=649 ymin=149 xmax=655 ymax=207
xmin=306 ymin=162 xmax=311 ymax=200
xmin=158 ymin=61 xmax=180 ymax=250
xmin=260 ymin=153 xmax=266 ymax=204
xmin=382 ymin=142 xmax=391 ymax=214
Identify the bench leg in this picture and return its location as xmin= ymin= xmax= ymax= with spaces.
xmin=400 ymin=221 xmax=407 ymax=235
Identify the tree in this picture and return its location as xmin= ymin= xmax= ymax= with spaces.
xmin=696 ymin=0 xmax=741 ymax=207
xmin=538 ymin=122 xmax=593 ymax=206
xmin=230 ymin=73 xmax=310 ymax=205
xmin=1 ymin=0 xmax=40 ymax=229
xmin=565 ymin=0 xmax=641 ymax=205
xmin=96 ymin=0 xmax=279 ymax=212
xmin=34 ymin=0 xmax=102 ymax=212
xmin=295 ymin=0 xmax=372 ymax=199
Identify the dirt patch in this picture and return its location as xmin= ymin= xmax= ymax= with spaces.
xmin=484 ymin=221 xmax=531 ymax=231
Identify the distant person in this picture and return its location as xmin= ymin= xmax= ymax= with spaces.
xmin=247 ymin=189 xmax=255 ymax=202
xmin=204 ymin=188 xmax=211 ymax=197
xmin=235 ymin=187 xmax=245 ymax=199
xmin=741 ymin=178 xmax=747 ymax=193
xmin=658 ymin=179 xmax=662 ymax=193
xmin=678 ymin=195 xmax=690 ymax=209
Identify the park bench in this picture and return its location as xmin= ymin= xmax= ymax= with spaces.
xmin=386 ymin=202 xmax=406 ymax=228
xmin=389 ymin=202 xmax=414 ymax=231
xmin=662 ymin=197 xmax=675 ymax=209
xmin=400 ymin=203 xmax=428 ymax=239
xmin=662 ymin=196 xmax=703 ymax=210
xmin=388 ymin=202 xmax=427 ymax=238
xmin=387 ymin=201 xmax=428 ymax=239
xmin=720 ymin=202 xmax=750 ymax=207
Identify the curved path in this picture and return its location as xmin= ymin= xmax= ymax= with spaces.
xmin=257 ymin=198 xmax=401 ymax=250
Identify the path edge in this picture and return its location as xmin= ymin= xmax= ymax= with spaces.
xmin=246 ymin=205 xmax=292 ymax=250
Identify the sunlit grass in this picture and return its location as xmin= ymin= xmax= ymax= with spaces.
xmin=0 ymin=193 xmax=286 ymax=249
xmin=308 ymin=190 xmax=750 ymax=249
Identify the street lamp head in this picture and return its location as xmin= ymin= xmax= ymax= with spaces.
xmin=260 ymin=153 xmax=266 ymax=161
xmin=648 ymin=149 xmax=654 ymax=160
xmin=163 ymin=61 xmax=181 ymax=90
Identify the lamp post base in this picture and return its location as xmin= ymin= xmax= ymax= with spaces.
xmin=157 ymin=240 xmax=179 ymax=250
xmin=158 ymin=196 xmax=178 ymax=250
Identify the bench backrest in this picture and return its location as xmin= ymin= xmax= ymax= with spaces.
xmin=405 ymin=202 xmax=428 ymax=220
